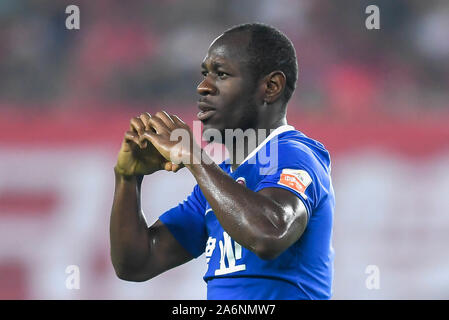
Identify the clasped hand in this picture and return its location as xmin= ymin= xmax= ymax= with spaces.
xmin=115 ymin=111 xmax=200 ymax=177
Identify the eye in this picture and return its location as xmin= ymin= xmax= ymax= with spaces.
xmin=217 ymin=71 xmax=228 ymax=79
xmin=201 ymin=70 xmax=208 ymax=77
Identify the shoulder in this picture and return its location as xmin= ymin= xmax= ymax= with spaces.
xmin=252 ymin=129 xmax=333 ymax=215
xmin=259 ymin=129 xmax=331 ymax=176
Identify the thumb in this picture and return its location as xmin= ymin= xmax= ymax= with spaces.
xmin=163 ymin=161 xmax=173 ymax=171
xmin=171 ymin=163 xmax=184 ymax=172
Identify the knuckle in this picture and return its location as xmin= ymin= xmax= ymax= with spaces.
xmin=130 ymin=119 xmax=141 ymax=128
xmin=154 ymin=117 xmax=164 ymax=125
xmin=162 ymin=110 xmax=170 ymax=118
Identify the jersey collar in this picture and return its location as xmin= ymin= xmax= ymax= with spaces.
xmin=229 ymin=124 xmax=295 ymax=173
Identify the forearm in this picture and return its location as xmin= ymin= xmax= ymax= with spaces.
xmin=110 ymin=169 xmax=150 ymax=275
xmin=186 ymin=158 xmax=287 ymax=256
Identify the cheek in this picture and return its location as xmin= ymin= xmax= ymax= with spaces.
xmin=212 ymin=80 xmax=258 ymax=125
xmin=221 ymin=92 xmax=250 ymax=115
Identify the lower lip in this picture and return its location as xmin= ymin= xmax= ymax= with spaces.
xmin=197 ymin=110 xmax=216 ymax=121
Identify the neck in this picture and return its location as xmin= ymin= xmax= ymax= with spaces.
xmin=226 ymin=116 xmax=287 ymax=171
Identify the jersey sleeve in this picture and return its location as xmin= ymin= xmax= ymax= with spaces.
xmin=159 ymin=184 xmax=208 ymax=258
xmin=254 ymin=141 xmax=322 ymax=220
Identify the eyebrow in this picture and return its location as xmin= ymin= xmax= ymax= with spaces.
xmin=201 ymin=60 xmax=226 ymax=70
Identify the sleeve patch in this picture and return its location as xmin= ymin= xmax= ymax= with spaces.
xmin=278 ymin=169 xmax=312 ymax=199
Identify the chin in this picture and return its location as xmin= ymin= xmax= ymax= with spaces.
xmin=202 ymin=123 xmax=225 ymax=144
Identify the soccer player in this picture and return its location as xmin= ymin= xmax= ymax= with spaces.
xmin=110 ymin=23 xmax=335 ymax=300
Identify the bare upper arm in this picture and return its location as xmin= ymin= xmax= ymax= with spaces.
xmin=257 ymin=187 xmax=309 ymax=255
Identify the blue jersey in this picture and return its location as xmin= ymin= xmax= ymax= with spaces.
xmin=159 ymin=125 xmax=335 ymax=300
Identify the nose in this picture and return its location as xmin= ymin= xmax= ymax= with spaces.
xmin=197 ymin=76 xmax=217 ymax=96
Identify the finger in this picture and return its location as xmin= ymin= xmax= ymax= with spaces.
xmin=140 ymin=112 xmax=155 ymax=132
xmin=162 ymin=162 xmax=183 ymax=173
xmin=140 ymin=130 xmax=161 ymax=147
xmin=148 ymin=115 xmax=170 ymax=135
xmin=154 ymin=111 xmax=176 ymax=130
xmin=171 ymin=115 xmax=190 ymax=132
xmin=130 ymin=117 xmax=146 ymax=136
xmin=141 ymin=130 xmax=171 ymax=164
xmin=171 ymin=114 xmax=186 ymax=126
xmin=138 ymin=113 xmax=155 ymax=148
xmin=124 ymin=130 xmax=142 ymax=148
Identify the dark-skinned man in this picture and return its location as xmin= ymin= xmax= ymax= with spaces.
xmin=110 ymin=23 xmax=335 ymax=300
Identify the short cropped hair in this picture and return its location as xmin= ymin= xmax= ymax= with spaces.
xmin=223 ymin=23 xmax=298 ymax=103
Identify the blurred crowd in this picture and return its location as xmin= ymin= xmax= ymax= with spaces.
xmin=0 ymin=0 xmax=448 ymax=117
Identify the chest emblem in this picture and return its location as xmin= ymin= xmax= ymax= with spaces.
xmin=236 ymin=177 xmax=246 ymax=186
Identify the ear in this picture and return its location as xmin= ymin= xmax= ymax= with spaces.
xmin=263 ymin=71 xmax=286 ymax=104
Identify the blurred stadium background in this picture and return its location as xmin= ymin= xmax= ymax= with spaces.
xmin=1 ymin=0 xmax=448 ymax=299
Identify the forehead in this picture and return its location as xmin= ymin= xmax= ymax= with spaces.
xmin=201 ymin=32 xmax=251 ymax=69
